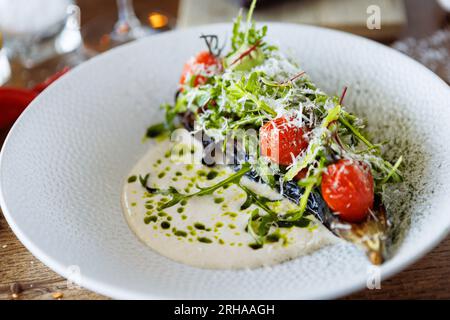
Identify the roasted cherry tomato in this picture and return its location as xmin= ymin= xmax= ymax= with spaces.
xmin=179 ymin=51 xmax=221 ymax=88
xmin=259 ymin=117 xmax=309 ymax=166
xmin=321 ymin=159 xmax=374 ymax=222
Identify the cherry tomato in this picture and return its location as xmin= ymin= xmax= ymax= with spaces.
xmin=195 ymin=51 xmax=220 ymax=66
xmin=259 ymin=117 xmax=309 ymax=166
xmin=321 ymin=159 xmax=374 ymax=222
xmin=179 ymin=51 xmax=221 ymax=88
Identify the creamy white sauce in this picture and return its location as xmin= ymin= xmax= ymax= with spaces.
xmin=122 ymin=135 xmax=338 ymax=269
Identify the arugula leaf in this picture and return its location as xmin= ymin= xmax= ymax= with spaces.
xmin=238 ymin=183 xmax=279 ymax=217
xmin=149 ymin=163 xmax=252 ymax=210
xmin=284 ymin=104 xmax=341 ymax=181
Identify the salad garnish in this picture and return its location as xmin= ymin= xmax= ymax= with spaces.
xmin=143 ymin=0 xmax=403 ymax=264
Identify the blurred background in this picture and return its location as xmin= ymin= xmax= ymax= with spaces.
xmin=0 ymin=0 xmax=449 ymax=137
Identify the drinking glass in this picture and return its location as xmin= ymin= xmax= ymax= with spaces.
xmin=110 ymin=0 xmax=155 ymax=43
xmin=81 ymin=0 xmax=171 ymax=52
xmin=0 ymin=0 xmax=84 ymax=68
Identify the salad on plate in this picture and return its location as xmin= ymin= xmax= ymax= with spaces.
xmin=122 ymin=0 xmax=403 ymax=268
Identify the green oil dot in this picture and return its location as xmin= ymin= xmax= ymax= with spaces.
xmin=228 ymin=224 xmax=236 ymax=229
xmin=249 ymin=243 xmax=263 ymax=250
xmin=197 ymin=170 xmax=207 ymax=177
xmin=177 ymin=207 xmax=185 ymax=214
xmin=214 ymin=197 xmax=224 ymax=204
xmin=185 ymin=164 xmax=193 ymax=171
xmin=175 ymin=171 xmax=182 ymax=176
xmin=174 ymin=230 xmax=187 ymax=237
xmin=223 ymin=212 xmax=237 ymax=218
xmin=180 ymin=199 xmax=188 ymax=206
xmin=158 ymin=172 xmax=166 ymax=179
xmin=127 ymin=175 xmax=137 ymax=183
xmin=144 ymin=216 xmax=157 ymax=224
xmin=215 ymin=222 xmax=224 ymax=228
xmin=206 ymin=170 xmax=218 ymax=180
xmin=145 ymin=204 xmax=154 ymax=210
xmin=181 ymin=215 xmax=187 ymax=220
xmin=197 ymin=237 xmax=212 ymax=244
xmin=161 ymin=221 xmax=170 ymax=229
xmin=194 ymin=223 xmax=206 ymax=230
xmin=158 ymin=211 xmax=167 ymax=217
xmin=218 ymin=239 xmax=225 ymax=245
xmin=131 ymin=202 xmax=137 ymax=207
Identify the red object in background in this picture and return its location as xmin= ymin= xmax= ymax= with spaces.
xmin=321 ymin=159 xmax=374 ymax=223
xmin=0 ymin=67 xmax=69 ymax=129
xmin=0 ymin=88 xmax=38 ymax=129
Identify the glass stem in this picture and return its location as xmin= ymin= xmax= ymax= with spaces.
xmin=112 ymin=0 xmax=153 ymax=42
xmin=116 ymin=0 xmax=141 ymax=30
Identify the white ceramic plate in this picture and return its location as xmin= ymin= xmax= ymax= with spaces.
xmin=1 ymin=23 xmax=450 ymax=299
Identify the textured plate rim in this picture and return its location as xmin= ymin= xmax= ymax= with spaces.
xmin=1 ymin=22 xmax=449 ymax=299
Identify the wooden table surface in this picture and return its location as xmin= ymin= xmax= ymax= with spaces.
xmin=1 ymin=0 xmax=449 ymax=300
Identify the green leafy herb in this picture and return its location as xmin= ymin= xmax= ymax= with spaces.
xmin=147 ymin=164 xmax=251 ymax=210
xmin=285 ymin=105 xmax=341 ymax=181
